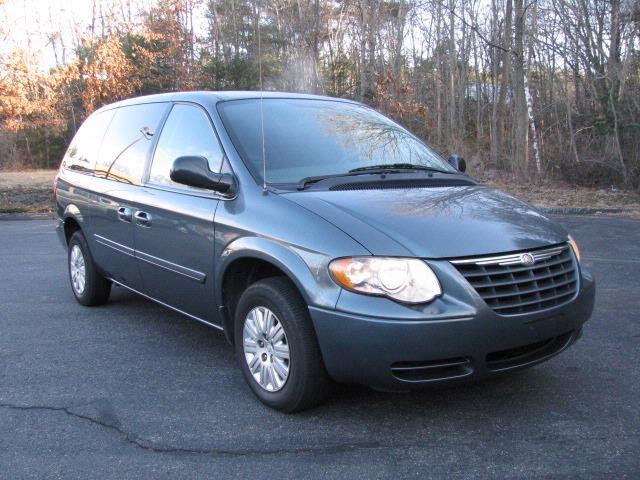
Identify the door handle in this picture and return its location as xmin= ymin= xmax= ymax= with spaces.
xmin=117 ymin=206 xmax=132 ymax=223
xmin=134 ymin=211 xmax=152 ymax=227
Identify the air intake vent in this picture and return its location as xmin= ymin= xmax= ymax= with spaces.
xmin=390 ymin=357 xmax=473 ymax=382
xmin=486 ymin=330 xmax=576 ymax=371
xmin=451 ymin=244 xmax=578 ymax=315
xmin=329 ymin=178 xmax=475 ymax=191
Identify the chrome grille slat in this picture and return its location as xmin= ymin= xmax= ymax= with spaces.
xmin=451 ymin=245 xmax=567 ymax=266
xmin=455 ymin=254 xmax=572 ymax=277
xmin=451 ymin=243 xmax=578 ymax=315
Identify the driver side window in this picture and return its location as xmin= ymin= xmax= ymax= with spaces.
xmin=149 ymin=103 xmax=224 ymax=190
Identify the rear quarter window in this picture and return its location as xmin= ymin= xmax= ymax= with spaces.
xmin=95 ymin=102 xmax=167 ymax=185
xmin=61 ymin=109 xmax=115 ymax=175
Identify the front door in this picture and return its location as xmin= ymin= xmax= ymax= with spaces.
xmin=133 ymin=103 xmax=225 ymax=322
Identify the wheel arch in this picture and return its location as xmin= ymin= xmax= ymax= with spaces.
xmin=62 ymin=204 xmax=85 ymax=245
xmin=216 ymin=236 xmax=340 ymax=344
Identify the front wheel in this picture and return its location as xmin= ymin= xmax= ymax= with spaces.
xmin=234 ymin=277 xmax=330 ymax=412
xmin=68 ymin=231 xmax=111 ymax=306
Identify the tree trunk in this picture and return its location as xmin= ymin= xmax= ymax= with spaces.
xmin=512 ymin=0 xmax=528 ymax=172
xmin=392 ymin=0 xmax=406 ymax=98
xmin=448 ymin=0 xmax=456 ymax=149
xmin=525 ymin=70 xmax=541 ymax=174
xmin=492 ymin=0 xmax=512 ymax=168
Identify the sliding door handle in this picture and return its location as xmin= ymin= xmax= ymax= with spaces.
xmin=134 ymin=211 xmax=152 ymax=227
xmin=117 ymin=207 xmax=132 ymax=223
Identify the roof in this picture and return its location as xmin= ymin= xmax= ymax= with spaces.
xmin=94 ymin=91 xmax=360 ymax=114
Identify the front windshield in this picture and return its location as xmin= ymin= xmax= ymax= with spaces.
xmin=217 ymin=98 xmax=456 ymax=185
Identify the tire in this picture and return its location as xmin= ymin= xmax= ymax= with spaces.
xmin=68 ymin=230 xmax=111 ymax=306
xmin=234 ymin=277 xmax=330 ymax=412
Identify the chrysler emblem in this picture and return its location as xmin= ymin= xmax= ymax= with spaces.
xmin=520 ymin=253 xmax=535 ymax=266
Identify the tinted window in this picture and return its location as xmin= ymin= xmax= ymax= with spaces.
xmin=95 ymin=103 xmax=167 ymax=185
xmin=149 ymin=104 xmax=224 ymax=190
xmin=217 ymin=99 xmax=455 ymax=184
xmin=62 ymin=110 xmax=115 ymax=175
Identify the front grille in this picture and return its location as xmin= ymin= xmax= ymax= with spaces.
xmin=451 ymin=244 xmax=578 ymax=315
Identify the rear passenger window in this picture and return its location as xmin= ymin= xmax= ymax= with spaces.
xmin=95 ymin=103 xmax=167 ymax=185
xmin=62 ymin=109 xmax=115 ymax=175
xmin=149 ymin=104 xmax=224 ymax=190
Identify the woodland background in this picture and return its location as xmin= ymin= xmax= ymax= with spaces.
xmin=0 ymin=0 xmax=639 ymax=190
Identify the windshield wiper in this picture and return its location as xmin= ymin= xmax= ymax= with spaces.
xmin=297 ymin=163 xmax=453 ymax=190
xmin=297 ymin=172 xmax=361 ymax=190
xmin=348 ymin=163 xmax=452 ymax=174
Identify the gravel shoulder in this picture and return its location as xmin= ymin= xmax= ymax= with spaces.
xmin=482 ymin=176 xmax=640 ymax=217
xmin=0 ymin=170 xmax=57 ymax=214
xmin=2 ymin=169 xmax=639 ymax=217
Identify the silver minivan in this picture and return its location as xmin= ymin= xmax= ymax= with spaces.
xmin=55 ymin=91 xmax=595 ymax=412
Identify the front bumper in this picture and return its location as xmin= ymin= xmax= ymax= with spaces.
xmin=309 ymin=267 xmax=595 ymax=390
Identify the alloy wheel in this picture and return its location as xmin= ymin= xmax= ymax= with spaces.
xmin=242 ymin=306 xmax=290 ymax=392
xmin=70 ymin=244 xmax=86 ymax=295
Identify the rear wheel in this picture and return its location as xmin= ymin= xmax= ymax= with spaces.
xmin=234 ymin=277 xmax=330 ymax=412
xmin=68 ymin=231 xmax=111 ymax=306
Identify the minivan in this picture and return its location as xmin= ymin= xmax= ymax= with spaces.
xmin=55 ymin=92 xmax=595 ymax=412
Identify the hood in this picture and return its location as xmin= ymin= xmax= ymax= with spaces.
xmin=281 ymin=185 xmax=567 ymax=258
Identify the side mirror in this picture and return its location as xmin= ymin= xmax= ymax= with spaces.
xmin=447 ymin=155 xmax=466 ymax=173
xmin=170 ymin=156 xmax=236 ymax=195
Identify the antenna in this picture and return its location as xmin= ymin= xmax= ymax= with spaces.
xmin=257 ymin=0 xmax=267 ymax=191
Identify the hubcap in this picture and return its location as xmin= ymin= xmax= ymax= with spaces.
xmin=242 ymin=306 xmax=290 ymax=392
xmin=70 ymin=245 xmax=86 ymax=295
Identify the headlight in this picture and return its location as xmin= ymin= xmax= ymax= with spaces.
xmin=568 ymin=235 xmax=581 ymax=263
xmin=329 ymin=257 xmax=442 ymax=304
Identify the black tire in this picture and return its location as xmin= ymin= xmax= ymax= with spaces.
xmin=68 ymin=230 xmax=111 ymax=306
xmin=234 ymin=277 xmax=330 ymax=412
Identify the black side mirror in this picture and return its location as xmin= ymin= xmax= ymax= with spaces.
xmin=447 ymin=154 xmax=466 ymax=173
xmin=170 ymin=156 xmax=236 ymax=195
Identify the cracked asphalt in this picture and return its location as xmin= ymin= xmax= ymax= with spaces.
xmin=1 ymin=216 xmax=639 ymax=479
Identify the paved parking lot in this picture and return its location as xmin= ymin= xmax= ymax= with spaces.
xmin=1 ymin=216 xmax=639 ymax=479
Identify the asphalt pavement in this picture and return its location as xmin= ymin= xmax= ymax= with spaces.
xmin=0 ymin=216 xmax=638 ymax=479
